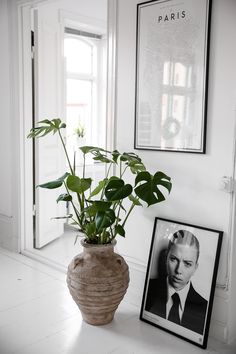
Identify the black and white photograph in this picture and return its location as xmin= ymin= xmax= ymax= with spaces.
xmin=140 ymin=218 xmax=223 ymax=348
xmin=135 ymin=0 xmax=212 ymax=153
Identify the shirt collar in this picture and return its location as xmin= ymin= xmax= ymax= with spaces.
xmin=167 ymin=278 xmax=191 ymax=311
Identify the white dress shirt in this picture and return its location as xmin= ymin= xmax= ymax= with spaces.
xmin=166 ymin=279 xmax=191 ymax=322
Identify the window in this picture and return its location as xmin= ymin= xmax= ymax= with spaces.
xmin=64 ymin=28 xmax=107 ymax=165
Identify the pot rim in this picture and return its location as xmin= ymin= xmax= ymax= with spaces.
xmin=81 ymin=238 xmax=117 ymax=248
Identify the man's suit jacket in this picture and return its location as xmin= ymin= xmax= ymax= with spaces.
xmin=145 ymin=277 xmax=208 ymax=334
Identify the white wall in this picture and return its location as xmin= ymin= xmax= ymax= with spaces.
xmin=40 ymin=0 xmax=107 ymax=21
xmin=115 ymin=0 xmax=236 ymax=343
xmin=0 ymin=0 xmax=15 ymax=250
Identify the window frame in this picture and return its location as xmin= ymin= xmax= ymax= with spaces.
xmin=64 ymin=29 xmax=107 ymax=165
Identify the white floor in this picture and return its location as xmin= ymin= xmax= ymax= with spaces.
xmin=26 ymin=227 xmax=83 ymax=271
xmin=0 ymin=248 xmax=236 ymax=354
xmin=29 ymin=227 xmax=83 ymax=269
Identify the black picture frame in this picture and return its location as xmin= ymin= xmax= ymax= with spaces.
xmin=140 ymin=217 xmax=223 ymax=349
xmin=134 ymin=0 xmax=212 ymax=153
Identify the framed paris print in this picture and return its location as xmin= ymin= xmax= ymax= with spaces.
xmin=140 ymin=217 xmax=223 ymax=348
xmin=134 ymin=0 xmax=212 ymax=153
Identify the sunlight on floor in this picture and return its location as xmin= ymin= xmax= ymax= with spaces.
xmin=31 ymin=227 xmax=84 ymax=268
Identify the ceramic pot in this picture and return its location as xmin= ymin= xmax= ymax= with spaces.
xmin=66 ymin=239 xmax=129 ymax=325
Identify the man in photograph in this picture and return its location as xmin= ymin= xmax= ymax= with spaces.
xmin=145 ymin=230 xmax=208 ymax=334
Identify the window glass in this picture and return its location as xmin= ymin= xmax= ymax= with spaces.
xmin=64 ymin=31 xmax=106 ymax=166
xmin=64 ymin=37 xmax=92 ymax=74
xmin=66 ymin=79 xmax=92 ymax=160
xmin=67 ymin=79 xmax=92 ymax=106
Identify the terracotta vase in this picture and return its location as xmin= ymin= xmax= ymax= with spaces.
xmin=66 ymin=239 xmax=129 ymax=325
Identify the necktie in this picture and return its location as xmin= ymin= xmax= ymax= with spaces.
xmin=168 ymin=292 xmax=180 ymax=324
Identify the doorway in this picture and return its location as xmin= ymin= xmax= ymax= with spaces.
xmin=19 ymin=0 xmax=117 ymax=269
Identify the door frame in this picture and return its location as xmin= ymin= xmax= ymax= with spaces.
xmin=17 ymin=0 xmax=118 ymax=254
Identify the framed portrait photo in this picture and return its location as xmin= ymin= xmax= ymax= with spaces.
xmin=134 ymin=0 xmax=212 ymax=153
xmin=140 ymin=217 xmax=223 ymax=349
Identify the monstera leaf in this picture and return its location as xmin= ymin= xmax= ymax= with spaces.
xmin=111 ymin=149 xmax=120 ymax=163
xmin=105 ymin=178 xmax=132 ymax=201
xmin=120 ymin=152 xmax=146 ymax=174
xmin=38 ymin=172 xmax=69 ymax=189
xmin=83 ymin=201 xmax=112 ymax=218
xmin=27 ymin=119 xmax=66 ymax=138
xmin=85 ymin=199 xmax=115 ymax=233
xmin=95 ymin=209 xmax=116 ymax=232
xmin=128 ymin=160 xmax=146 ymax=174
xmin=56 ymin=193 xmax=72 ymax=203
xmin=134 ymin=171 xmax=172 ymax=206
xmin=89 ymin=179 xmax=108 ymax=198
xmin=79 ymin=146 xmax=113 ymax=163
xmin=115 ymin=224 xmax=125 ymax=237
xmin=85 ymin=222 xmax=96 ymax=237
xmin=67 ymin=175 xmax=92 ymax=194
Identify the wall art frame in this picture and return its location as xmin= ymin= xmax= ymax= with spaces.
xmin=140 ymin=217 xmax=223 ymax=349
xmin=134 ymin=0 xmax=212 ymax=153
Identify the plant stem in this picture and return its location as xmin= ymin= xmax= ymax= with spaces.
xmin=58 ymin=129 xmax=74 ymax=175
xmin=109 ymin=226 xmax=114 ymax=241
xmin=115 ymin=202 xmax=122 ymax=225
xmin=80 ymin=153 xmax=87 ymax=211
xmin=100 ymin=162 xmax=113 ymax=199
xmin=73 ymin=151 xmax=76 ymax=174
xmin=64 ymin=182 xmax=83 ymax=228
xmin=58 ymin=129 xmax=84 ymax=222
xmin=105 ymin=162 xmax=113 ymax=180
xmin=121 ymin=165 xmax=128 ymax=178
xmin=121 ymin=202 xmax=136 ymax=228
xmin=103 ymin=230 xmax=107 ymax=244
xmin=82 ymin=153 xmax=86 ymax=179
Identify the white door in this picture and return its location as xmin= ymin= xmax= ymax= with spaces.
xmin=33 ymin=9 xmax=65 ymax=248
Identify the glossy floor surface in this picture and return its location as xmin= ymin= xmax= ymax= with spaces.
xmin=0 ymin=247 xmax=236 ymax=354
xmin=27 ymin=227 xmax=83 ymax=269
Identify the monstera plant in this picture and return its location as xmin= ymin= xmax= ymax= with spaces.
xmin=28 ymin=119 xmax=172 ymax=245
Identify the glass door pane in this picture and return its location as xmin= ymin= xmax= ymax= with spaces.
xmin=66 ymin=79 xmax=92 ymax=163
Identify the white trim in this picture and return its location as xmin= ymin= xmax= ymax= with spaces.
xmin=0 ymin=246 xmax=66 ymax=281
xmin=17 ymin=0 xmax=58 ymax=6
xmin=18 ymin=3 xmax=34 ymax=251
xmin=106 ymin=0 xmax=117 ymax=152
xmin=5 ymin=0 xmax=23 ymax=253
xmin=59 ymin=9 xmax=107 ymax=35
xmin=0 ymin=215 xmax=14 ymax=250
xmin=21 ymin=249 xmax=67 ymax=273
xmin=227 ymin=105 xmax=236 ymax=292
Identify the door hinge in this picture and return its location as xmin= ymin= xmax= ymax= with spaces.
xmin=32 ymin=204 xmax=36 ymax=216
xmin=31 ymin=30 xmax=34 ymax=47
xmin=31 ymin=31 xmax=35 ymax=58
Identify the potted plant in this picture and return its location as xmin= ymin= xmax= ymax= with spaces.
xmin=28 ymin=118 xmax=172 ymax=325
xmin=74 ymin=122 xmax=85 ymax=139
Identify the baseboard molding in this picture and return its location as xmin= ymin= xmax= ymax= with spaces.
xmin=0 ymin=214 xmax=18 ymax=252
xmin=21 ymin=249 xmax=67 ymax=274
xmin=209 ymin=320 xmax=228 ymax=343
xmin=124 ymin=255 xmax=229 ymax=343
